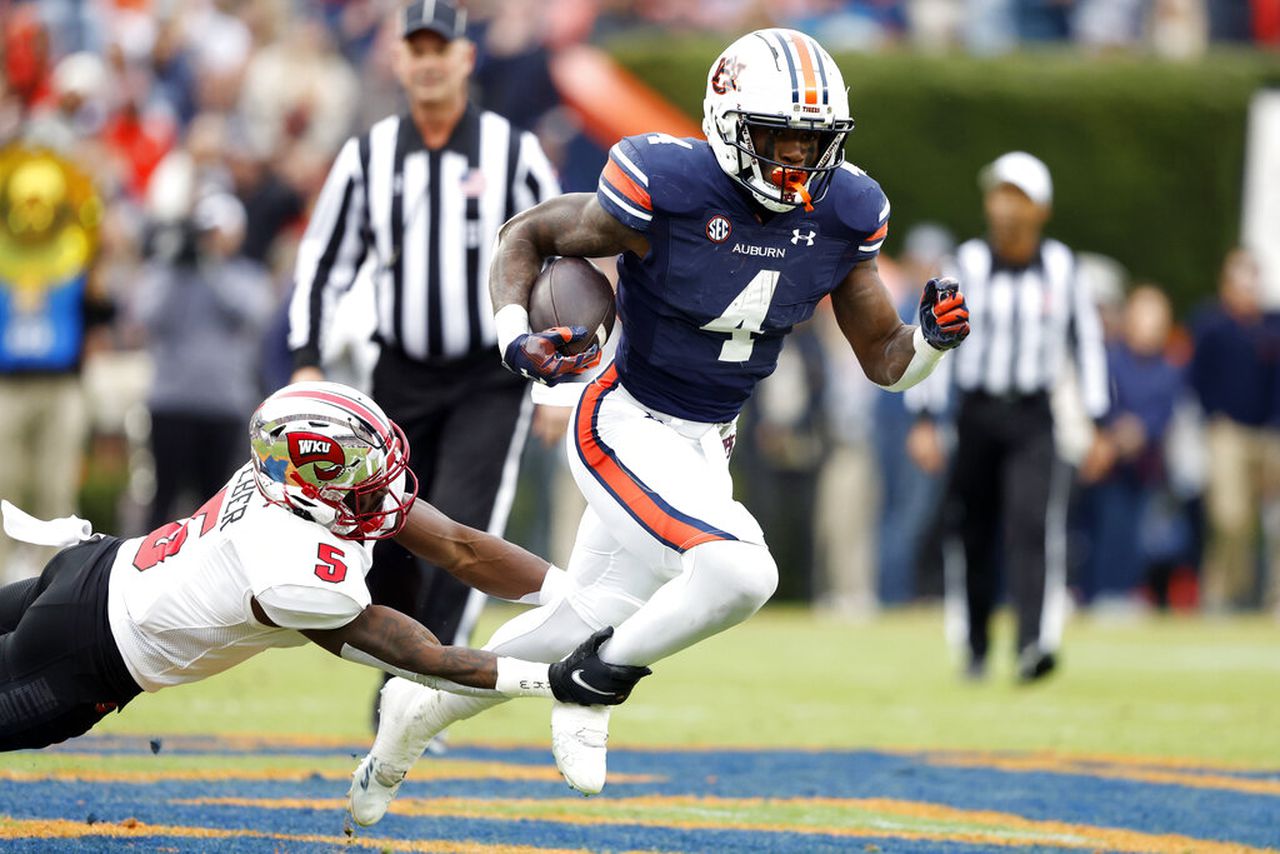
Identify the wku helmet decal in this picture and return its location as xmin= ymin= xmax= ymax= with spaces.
xmin=287 ymin=432 xmax=346 ymax=480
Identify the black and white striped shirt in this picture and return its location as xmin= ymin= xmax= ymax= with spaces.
xmin=909 ymin=237 xmax=1110 ymax=419
xmin=289 ymin=105 xmax=559 ymax=367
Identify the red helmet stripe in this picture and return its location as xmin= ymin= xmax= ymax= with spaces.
xmin=275 ymin=389 xmax=391 ymax=446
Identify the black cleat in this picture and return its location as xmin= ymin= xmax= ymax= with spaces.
xmin=1016 ymin=648 xmax=1057 ymax=684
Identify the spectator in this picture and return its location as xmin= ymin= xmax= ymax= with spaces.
xmin=134 ymin=192 xmax=274 ymax=530
xmin=1189 ymin=248 xmax=1280 ymax=611
xmin=874 ymin=224 xmax=954 ymax=605
xmin=0 ymin=147 xmax=112 ymax=582
xmin=1084 ymin=285 xmax=1190 ymax=610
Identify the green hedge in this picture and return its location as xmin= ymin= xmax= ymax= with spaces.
xmin=609 ymin=39 xmax=1280 ymax=313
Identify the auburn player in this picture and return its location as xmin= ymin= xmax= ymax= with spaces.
xmin=0 ymin=381 xmax=648 ymax=751
xmin=349 ymin=28 xmax=970 ymax=820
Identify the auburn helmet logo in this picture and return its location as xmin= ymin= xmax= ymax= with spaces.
xmin=287 ymin=432 xmax=346 ymax=480
xmin=710 ymin=57 xmax=743 ymax=95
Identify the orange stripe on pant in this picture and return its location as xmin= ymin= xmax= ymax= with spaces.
xmin=575 ymin=366 xmax=729 ymax=553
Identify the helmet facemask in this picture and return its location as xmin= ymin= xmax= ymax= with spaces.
xmin=726 ymin=112 xmax=851 ymax=212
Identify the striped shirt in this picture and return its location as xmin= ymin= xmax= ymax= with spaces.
xmin=908 ymin=237 xmax=1110 ymax=419
xmin=289 ymin=105 xmax=559 ymax=367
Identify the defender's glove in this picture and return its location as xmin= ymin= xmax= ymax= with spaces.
xmin=502 ymin=327 xmax=602 ymax=386
xmin=918 ymin=276 xmax=970 ymax=351
xmin=548 ymin=627 xmax=651 ymax=706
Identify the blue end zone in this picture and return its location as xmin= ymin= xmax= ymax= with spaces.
xmin=1 ymin=738 xmax=1276 ymax=853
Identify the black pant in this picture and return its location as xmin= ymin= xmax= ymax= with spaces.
xmin=148 ymin=411 xmax=242 ymax=531
xmin=944 ymin=392 xmax=1063 ymax=662
xmin=0 ymin=536 xmax=140 ymax=751
xmin=369 ymin=347 xmax=529 ymax=645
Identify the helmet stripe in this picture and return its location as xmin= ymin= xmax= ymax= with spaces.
xmin=809 ymin=37 xmax=830 ymax=105
xmin=276 ymin=389 xmax=390 ymax=447
xmin=788 ymin=32 xmax=819 ymax=106
xmin=770 ymin=30 xmax=799 ymax=104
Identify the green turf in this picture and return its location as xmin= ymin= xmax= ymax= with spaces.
xmin=81 ymin=605 xmax=1279 ymax=766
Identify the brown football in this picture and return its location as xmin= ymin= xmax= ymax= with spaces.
xmin=527 ymin=257 xmax=616 ymax=356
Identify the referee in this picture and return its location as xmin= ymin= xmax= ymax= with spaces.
xmin=288 ymin=0 xmax=560 ymax=718
xmin=906 ymin=152 xmax=1112 ymax=683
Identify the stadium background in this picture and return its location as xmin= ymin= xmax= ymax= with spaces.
xmin=1 ymin=1 xmax=1279 ymax=851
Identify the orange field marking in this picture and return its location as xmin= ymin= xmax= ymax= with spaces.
xmin=177 ymin=794 xmax=1276 ymax=854
xmin=924 ymin=752 xmax=1280 ymax=796
xmin=0 ymin=759 xmax=659 ymax=785
xmin=0 ymin=816 xmax=588 ymax=852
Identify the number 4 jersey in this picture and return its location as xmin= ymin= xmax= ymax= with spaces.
xmin=597 ymin=134 xmax=890 ymax=423
xmin=106 ymin=463 xmax=375 ymax=692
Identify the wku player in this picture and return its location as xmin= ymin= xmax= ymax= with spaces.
xmin=0 ymin=381 xmax=648 ymax=751
xmin=350 ymin=28 xmax=970 ymax=819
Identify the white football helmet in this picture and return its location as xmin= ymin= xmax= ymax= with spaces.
xmin=703 ymin=28 xmax=854 ymax=212
xmin=249 ymin=381 xmax=417 ymax=540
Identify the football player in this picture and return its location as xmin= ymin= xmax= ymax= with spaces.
xmin=0 ymin=381 xmax=649 ymax=751
xmin=348 ymin=28 xmax=970 ymax=821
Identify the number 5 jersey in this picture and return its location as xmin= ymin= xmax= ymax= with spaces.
xmin=596 ymin=133 xmax=891 ymax=423
xmin=107 ymin=463 xmax=375 ymax=692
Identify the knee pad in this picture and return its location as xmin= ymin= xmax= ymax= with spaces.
xmin=686 ymin=539 xmax=778 ymax=618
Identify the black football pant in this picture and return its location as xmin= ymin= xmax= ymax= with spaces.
xmin=943 ymin=392 xmax=1066 ymax=663
xmin=148 ymin=411 xmax=242 ymax=531
xmin=370 ymin=347 xmax=531 ymax=647
xmin=0 ymin=536 xmax=140 ymax=751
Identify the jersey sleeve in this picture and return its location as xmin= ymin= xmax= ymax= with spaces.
xmin=596 ymin=136 xmax=655 ymax=232
xmin=833 ymin=164 xmax=891 ymax=261
xmin=237 ymin=513 xmax=372 ymax=631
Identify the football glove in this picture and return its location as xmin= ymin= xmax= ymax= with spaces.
xmin=502 ymin=326 xmax=602 ymax=386
xmin=548 ymin=627 xmax=651 ymax=706
xmin=918 ymin=276 xmax=970 ymax=351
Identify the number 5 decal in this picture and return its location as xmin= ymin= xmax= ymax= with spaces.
xmin=315 ymin=543 xmax=348 ymax=583
xmin=700 ymin=268 xmax=779 ymax=361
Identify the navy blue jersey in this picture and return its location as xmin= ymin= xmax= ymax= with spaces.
xmin=597 ymin=133 xmax=890 ymax=422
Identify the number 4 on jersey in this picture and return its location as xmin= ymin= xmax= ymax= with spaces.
xmin=700 ymin=268 xmax=779 ymax=361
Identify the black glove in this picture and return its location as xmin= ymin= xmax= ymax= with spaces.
xmin=548 ymin=627 xmax=652 ymax=706
xmin=918 ymin=276 xmax=970 ymax=351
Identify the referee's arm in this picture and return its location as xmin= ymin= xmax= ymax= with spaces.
xmin=512 ymin=129 xmax=561 ymax=210
xmin=288 ymin=137 xmax=371 ymax=381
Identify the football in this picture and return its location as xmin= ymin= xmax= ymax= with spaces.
xmin=527 ymin=257 xmax=616 ymax=356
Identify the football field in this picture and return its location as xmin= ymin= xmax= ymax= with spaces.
xmin=1 ymin=606 xmax=1277 ymax=852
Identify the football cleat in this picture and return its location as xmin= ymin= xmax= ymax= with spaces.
xmin=348 ymin=679 xmax=444 ymax=826
xmin=551 ymin=701 xmax=611 ymax=796
xmin=347 ymin=754 xmax=407 ymax=827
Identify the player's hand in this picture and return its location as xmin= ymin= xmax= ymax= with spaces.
xmin=548 ymin=627 xmax=651 ymax=706
xmin=502 ymin=327 xmax=602 ymax=386
xmin=919 ymin=277 xmax=970 ymax=351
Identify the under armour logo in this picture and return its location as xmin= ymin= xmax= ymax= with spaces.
xmin=791 ymin=229 xmax=816 ymax=246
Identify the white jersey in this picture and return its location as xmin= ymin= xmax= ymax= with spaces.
xmin=107 ymin=462 xmax=375 ymax=692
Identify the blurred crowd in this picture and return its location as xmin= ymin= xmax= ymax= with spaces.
xmin=1 ymin=0 xmax=1278 ymax=619
xmin=742 ymin=231 xmax=1280 ymax=621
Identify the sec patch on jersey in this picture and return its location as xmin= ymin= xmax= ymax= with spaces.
xmin=529 ymin=257 xmax=616 ymax=356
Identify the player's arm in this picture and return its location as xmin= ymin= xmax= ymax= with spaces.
xmin=490 ymin=193 xmax=647 ymax=385
xmin=251 ymin=598 xmax=647 ymax=704
xmin=394 ymin=496 xmax=563 ymax=605
xmin=831 ymin=259 xmax=969 ymax=391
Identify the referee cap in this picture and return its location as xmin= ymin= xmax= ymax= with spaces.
xmin=401 ymin=0 xmax=466 ymax=40
xmin=980 ymin=151 xmax=1052 ymax=207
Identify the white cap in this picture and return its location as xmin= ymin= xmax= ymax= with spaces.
xmin=52 ymin=52 xmax=106 ymax=100
xmin=979 ymin=151 xmax=1052 ymax=207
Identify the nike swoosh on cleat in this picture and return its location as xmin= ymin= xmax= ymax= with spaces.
xmin=570 ymin=669 xmax=613 ymax=696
